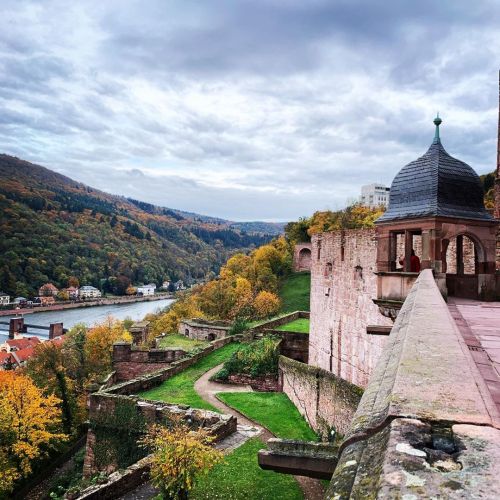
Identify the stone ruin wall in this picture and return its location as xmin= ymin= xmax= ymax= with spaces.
xmin=112 ymin=343 xmax=187 ymax=382
xmin=309 ymin=229 xmax=392 ymax=388
xmin=178 ymin=320 xmax=230 ymax=341
xmin=280 ymin=356 xmax=363 ymax=438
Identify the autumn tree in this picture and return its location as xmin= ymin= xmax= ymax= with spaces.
xmin=142 ymin=420 xmax=223 ymax=500
xmin=26 ymin=342 xmax=78 ymax=434
xmin=85 ymin=317 xmax=132 ymax=381
xmin=67 ymin=276 xmax=80 ymax=288
xmin=150 ymin=294 xmax=204 ymax=337
xmin=0 ymin=371 xmax=67 ymax=495
xmin=253 ymin=290 xmax=281 ymax=319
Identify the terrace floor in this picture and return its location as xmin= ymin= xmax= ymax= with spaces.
xmin=448 ymin=297 xmax=500 ymax=421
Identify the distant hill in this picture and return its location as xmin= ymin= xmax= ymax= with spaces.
xmin=0 ymin=155 xmax=283 ymax=298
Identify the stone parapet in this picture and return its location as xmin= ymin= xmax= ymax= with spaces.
xmin=327 ymin=269 xmax=500 ymax=498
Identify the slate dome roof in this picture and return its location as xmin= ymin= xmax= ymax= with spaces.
xmin=377 ymin=116 xmax=493 ymax=223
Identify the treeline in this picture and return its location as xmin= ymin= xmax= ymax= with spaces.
xmin=0 ymin=155 xmax=277 ymax=298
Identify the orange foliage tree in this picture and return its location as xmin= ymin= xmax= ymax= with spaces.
xmin=0 ymin=371 xmax=67 ymax=495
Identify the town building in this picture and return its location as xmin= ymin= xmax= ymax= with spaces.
xmin=137 ymin=283 xmax=156 ymax=296
xmin=65 ymin=286 xmax=79 ymax=299
xmin=35 ymin=295 xmax=55 ymax=306
xmin=0 ymin=291 xmax=9 ymax=305
xmin=360 ymin=183 xmax=390 ymax=208
xmin=38 ymin=282 xmax=59 ymax=296
xmin=79 ymin=285 xmax=102 ymax=299
xmin=161 ymin=280 xmax=170 ymax=290
xmin=174 ymin=280 xmax=185 ymax=290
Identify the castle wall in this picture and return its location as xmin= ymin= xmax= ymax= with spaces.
xmin=280 ymin=356 xmax=362 ymax=437
xmin=309 ymin=229 xmax=392 ymax=388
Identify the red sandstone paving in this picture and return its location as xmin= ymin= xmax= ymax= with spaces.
xmin=449 ymin=297 xmax=500 ymax=416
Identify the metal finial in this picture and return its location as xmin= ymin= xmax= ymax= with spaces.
xmin=433 ymin=113 xmax=442 ymax=143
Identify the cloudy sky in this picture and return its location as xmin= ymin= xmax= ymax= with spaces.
xmin=1 ymin=1 xmax=499 ymax=221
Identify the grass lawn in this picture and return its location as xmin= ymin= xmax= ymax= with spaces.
xmin=191 ymin=438 xmax=303 ymax=500
xmin=279 ymin=272 xmax=311 ymax=312
xmin=276 ymin=318 xmax=310 ymax=333
xmin=157 ymin=334 xmax=208 ymax=351
xmin=217 ymin=392 xmax=317 ymax=441
xmin=139 ymin=343 xmax=240 ymax=411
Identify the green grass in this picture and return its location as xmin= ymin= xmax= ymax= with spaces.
xmin=279 ymin=272 xmax=311 ymax=312
xmin=217 ymin=392 xmax=317 ymax=441
xmin=191 ymin=438 xmax=303 ymax=500
xmin=276 ymin=318 xmax=310 ymax=333
xmin=139 ymin=343 xmax=240 ymax=411
xmin=157 ymin=334 xmax=208 ymax=351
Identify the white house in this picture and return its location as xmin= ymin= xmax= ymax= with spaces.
xmin=0 ymin=292 xmax=10 ymax=306
xmin=137 ymin=284 xmax=156 ymax=296
xmin=360 ymin=184 xmax=390 ymax=208
xmin=79 ymin=285 xmax=102 ymax=299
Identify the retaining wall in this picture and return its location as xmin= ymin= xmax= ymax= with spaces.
xmin=280 ymin=356 xmax=363 ymax=438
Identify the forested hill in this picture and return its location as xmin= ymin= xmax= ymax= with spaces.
xmin=0 ymin=154 xmax=283 ymax=298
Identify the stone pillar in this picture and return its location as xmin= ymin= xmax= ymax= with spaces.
xmin=9 ymin=318 xmax=24 ymax=339
xmin=49 ymin=322 xmax=64 ymax=339
xmin=456 ymin=235 xmax=464 ymax=275
xmin=112 ymin=342 xmax=132 ymax=363
xmin=404 ymin=230 xmax=413 ymax=272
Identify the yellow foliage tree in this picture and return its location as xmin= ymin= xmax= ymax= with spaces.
xmin=230 ymin=276 xmax=254 ymax=319
xmin=253 ymin=290 xmax=281 ymax=319
xmin=0 ymin=371 xmax=67 ymax=495
xmin=142 ymin=420 xmax=223 ymax=500
xmin=150 ymin=294 xmax=204 ymax=336
xmin=85 ymin=316 xmax=132 ymax=380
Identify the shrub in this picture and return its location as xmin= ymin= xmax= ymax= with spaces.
xmin=228 ymin=317 xmax=248 ymax=336
xmin=214 ymin=336 xmax=280 ymax=380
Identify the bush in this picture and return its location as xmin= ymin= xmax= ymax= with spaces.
xmin=228 ymin=317 xmax=248 ymax=336
xmin=214 ymin=336 xmax=280 ymax=380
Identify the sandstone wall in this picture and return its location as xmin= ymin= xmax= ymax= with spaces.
xmin=112 ymin=344 xmax=187 ymax=382
xmin=280 ymin=356 xmax=363 ymax=438
xmin=293 ymin=243 xmax=312 ymax=272
xmin=309 ymin=229 xmax=392 ymax=388
xmin=179 ymin=320 xmax=229 ymax=340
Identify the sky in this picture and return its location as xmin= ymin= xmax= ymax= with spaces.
xmin=0 ymin=0 xmax=499 ymax=221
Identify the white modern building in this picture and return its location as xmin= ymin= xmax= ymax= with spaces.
xmin=360 ymin=184 xmax=390 ymax=208
xmin=137 ymin=284 xmax=156 ymax=296
xmin=79 ymin=285 xmax=102 ymax=299
xmin=0 ymin=292 xmax=10 ymax=305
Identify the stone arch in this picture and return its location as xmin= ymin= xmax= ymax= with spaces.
xmin=295 ymin=245 xmax=312 ymax=272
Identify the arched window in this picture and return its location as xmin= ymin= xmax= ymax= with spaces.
xmin=324 ymin=262 xmax=333 ymax=277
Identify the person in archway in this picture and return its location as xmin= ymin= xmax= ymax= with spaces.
xmin=399 ymin=249 xmax=421 ymax=273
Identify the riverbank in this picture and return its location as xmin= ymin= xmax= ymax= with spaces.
xmin=0 ymin=293 xmax=174 ymax=317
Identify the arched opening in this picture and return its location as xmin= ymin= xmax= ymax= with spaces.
xmin=444 ymin=234 xmax=483 ymax=299
xmin=324 ymin=262 xmax=333 ymax=277
xmin=207 ymin=333 xmax=216 ymax=341
xmin=298 ymin=247 xmax=312 ymax=271
xmin=185 ymin=328 xmax=190 ymax=337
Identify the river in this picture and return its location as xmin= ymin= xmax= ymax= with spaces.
xmin=0 ymin=298 xmax=175 ymax=343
